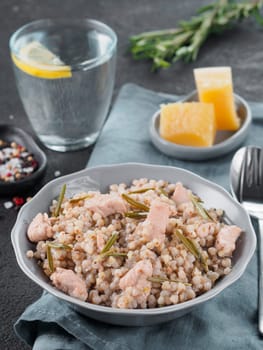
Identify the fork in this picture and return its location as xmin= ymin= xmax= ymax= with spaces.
xmin=240 ymin=146 xmax=263 ymax=336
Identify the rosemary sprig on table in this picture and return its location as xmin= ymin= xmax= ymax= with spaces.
xmin=130 ymin=0 xmax=263 ymax=70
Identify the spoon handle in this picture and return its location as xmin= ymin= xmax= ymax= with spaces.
xmin=258 ymin=219 xmax=263 ymax=336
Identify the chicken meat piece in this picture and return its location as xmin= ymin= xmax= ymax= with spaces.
xmin=172 ymin=182 xmax=191 ymax=205
xmin=50 ymin=267 xmax=88 ymax=301
xmin=85 ymin=193 xmax=127 ymax=217
xmin=119 ymin=260 xmax=153 ymax=290
xmin=215 ymin=225 xmax=242 ymax=256
xmin=27 ymin=213 xmax=53 ymax=242
xmin=141 ymin=199 xmax=170 ymax=243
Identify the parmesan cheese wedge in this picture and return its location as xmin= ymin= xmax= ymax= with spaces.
xmin=194 ymin=67 xmax=240 ymax=131
xmin=160 ymin=102 xmax=216 ymax=147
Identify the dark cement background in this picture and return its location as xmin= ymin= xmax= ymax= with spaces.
xmin=0 ymin=1 xmax=263 ymax=349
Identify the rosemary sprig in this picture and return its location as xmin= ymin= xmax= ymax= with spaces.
xmin=130 ymin=0 xmax=263 ymax=70
xmin=148 ymin=276 xmax=192 ymax=286
xmin=69 ymin=194 xmax=92 ymax=204
xmin=47 ymin=245 xmax=54 ymax=273
xmin=101 ymin=250 xmax=127 ymax=258
xmin=174 ymin=229 xmax=208 ymax=272
xmin=46 ymin=241 xmax=72 ymax=272
xmin=122 ymin=193 xmax=150 ymax=212
xmin=124 ymin=211 xmax=148 ymax=219
xmin=190 ymin=194 xmax=214 ymax=222
xmin=128 ymin=187 xmax=155 ymax=194
xmin=100 ymin=232 xmax=119 ymax=255
xmin=47 ymin=242 xmax=72 ymax=250
xmin=54 ymin=184 xmax=66 ymax=217
xmin=129 ymin=186 xmax=169 ymax=197
xmin=159 ymin=187 xmax=169 ymax=197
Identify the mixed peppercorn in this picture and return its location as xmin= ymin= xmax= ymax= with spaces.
xmin=0 ymin=140 xmax=38 ymax=183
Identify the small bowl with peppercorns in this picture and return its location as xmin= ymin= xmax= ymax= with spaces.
xmin=0 ymin=125 xmax=47 ymax=195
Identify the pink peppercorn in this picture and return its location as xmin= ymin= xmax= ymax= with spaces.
xmin=12 ymin=196 xmax=25 ymax=207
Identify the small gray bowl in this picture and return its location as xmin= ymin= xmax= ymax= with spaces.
xmin=11 ymin=163 xmax=256 ymax=326
xmin=150 ymin=91 xmax=252 ymax=161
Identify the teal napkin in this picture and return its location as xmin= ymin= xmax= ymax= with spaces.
xmin=15 ymin=83 xmax=263 ymax=349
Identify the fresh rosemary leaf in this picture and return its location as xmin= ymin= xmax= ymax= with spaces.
xmin=47 ymin=242 xmax=72 ymax=250
xmin=130 ymin=0 xmax=263 ymax=70
xmin=174 ymin=229 xmax=198 ymax=257
xmin=46 ymin=242 xmax=72 ymax=273
xmin=148 ymin=276 xmax=191 ymax=286
xmin=100 ymin=232 xmax=119 ymax=255
xmin=54 ymin=184 xmax=66 ymax=217
xmin=124 ymin=211 xmax=148 ymax=219
xmin=190 ymin=194 xmax=214 ymax=222
xmin=47 ymin=245 xmax=54 ymax=273
xmin=69 ymin=194 xmax=92 ymax=203
xmin=101 ymin=250 xmax=127 ymax=258
xmin=174 ymin=229 xmax=208 ymax=272
xmin=192 ymin=194 xmax=203 ymax=203
xmin=159 ymin=187 xmax=169 ymax=197
xmin=128 ymin=187 xmax=155 ymax=194
xmin=122 ymin=193 xmax=150 ymax=212
xmin=199 ymin=252 xmax=208 ymax=273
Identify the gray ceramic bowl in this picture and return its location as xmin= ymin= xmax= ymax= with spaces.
xmin=150 ymin=91 xmax=251 ymax=160
xmin=11 ymin=163 xmax=256 ymax=326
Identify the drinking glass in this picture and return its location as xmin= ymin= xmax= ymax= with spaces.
xmin=10 ymin=19 xmax=117 ymax=152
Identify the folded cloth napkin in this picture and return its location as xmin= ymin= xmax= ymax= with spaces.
xmin=15 ymin=83 xmax=263 ymax=350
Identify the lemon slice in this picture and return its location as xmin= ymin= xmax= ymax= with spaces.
xmin=12 ymin=41 xmax=72 ymax=79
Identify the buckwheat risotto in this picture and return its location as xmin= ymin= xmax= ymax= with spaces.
xmin=26 ymin=179 xmax=242 ymax=309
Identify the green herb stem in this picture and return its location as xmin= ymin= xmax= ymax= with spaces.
xmin=47 ymin=245 xmax=54 ymax=273
xmin=124 ymin=211 xmax=148 ymax=219
xmin=130 ymin=0 xmax=263 ymax=70
xmin=148 ymin=276 xmax=192 ymax=286
xmin=47 ymin=242 xmax=72 ymax=250
xmin=122 ymin=193 xmax=150 ymax=212
xmin=159 ymin=188 xmax=169 ymax=197
xmin=128 ymin=187 xmax=155 ymax=194
xmin=46 ymin=241 xmax=72 ymax=273
xmin=190 ymin=194 xmax=214 ymax=222
xmin=174 ymin=229 xmax=208 ymax=272
xmin=54 ymin=184 xmax=66 ymax=217
xmin=101 ymin=250 xmax=128 ymax=258
xmin=100 ymin=232 xmax=119 ymax=255
xmin=69 ymin=194 xmax=92 ymax=203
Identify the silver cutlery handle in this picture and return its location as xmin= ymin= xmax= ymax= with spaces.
xmin=258 ymin=219 xmax=263 ymax=335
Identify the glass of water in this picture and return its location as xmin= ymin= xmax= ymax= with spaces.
xmin=9 ymin=19 xmax=117 ymax=152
